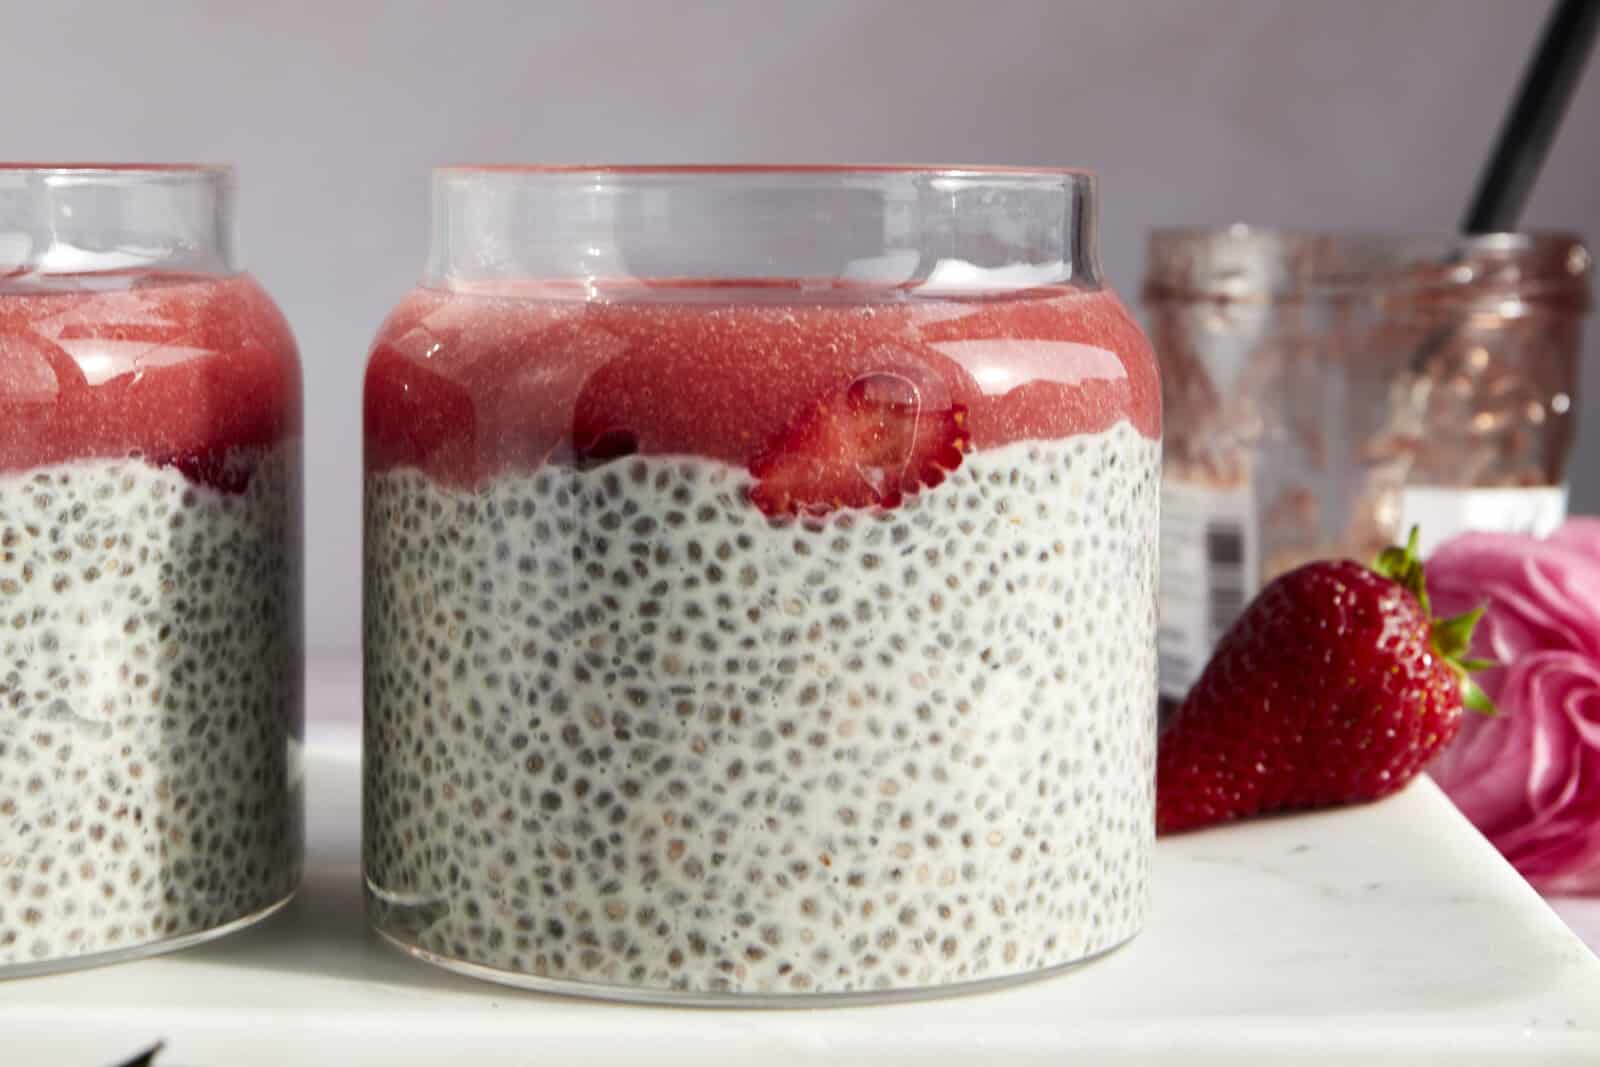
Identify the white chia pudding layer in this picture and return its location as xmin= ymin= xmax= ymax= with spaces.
xmin=363 ymin=422 xmax=1159 ymax=997
xmin=0 ymin=446 xmax=303 ymax=972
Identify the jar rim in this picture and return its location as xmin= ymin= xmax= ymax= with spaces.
xmin=0 ymin=162 xmax=231 ymax=178
xmin=0 ymin=164 xmax=238 ymax=280
xmin=1144 ymin=225 xmax=1592 ymax=306
xmin=425 ymin=164 xmax=1102 ymax=292
xmin=1147 ymin=224 xmax=1586 ymax=250
xmin=434 ymin=163 xmax=1093 ymax=182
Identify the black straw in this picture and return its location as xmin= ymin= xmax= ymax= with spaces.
xmin=1461 ymin=0 xmax=1600 ymax=234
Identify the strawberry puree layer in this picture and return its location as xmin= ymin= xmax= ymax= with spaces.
xmin=364 ymin=283 xmax=1160 ymax=489
xmin=0 ymin=273 xmax=302 ymax=479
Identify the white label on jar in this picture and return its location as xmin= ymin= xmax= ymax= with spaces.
xmin=1157 ymin=479 xmax=1259 ymax=701
xmin=1399 ymin=486 xmax=1568 ymax=558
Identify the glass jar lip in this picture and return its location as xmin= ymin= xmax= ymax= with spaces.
xmin=0 ymin=163 xmax=233 ymax=185
xmin=426 ymin=164 xmax=1102 ymax=293
xmin=0 ymin=162 xmax=229 ymax=173
xmin=1144 ymin=224 xmax=1591 ymax=306
xmin=1 ymin=164 xmax=238 ymax=282
xmin=434 ymin=162 xmax=1094 ymax=182
xmin=1147 ymin=224 xmax=1585 ymax=250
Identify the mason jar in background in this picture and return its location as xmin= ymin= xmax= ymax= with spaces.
xmin=0 ymin=165 xmax=304 ymax=975
xmin=1143 ymin=227 xmax=1591 ymax=707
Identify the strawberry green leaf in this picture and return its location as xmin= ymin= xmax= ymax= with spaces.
xmin=1431 ymin=606 xmax=1486 ymax=660
xmin=1459 ymin=674 xmax=1498 ymax=717
xmin=1373 ymin=526 xmax=1494 ymax=717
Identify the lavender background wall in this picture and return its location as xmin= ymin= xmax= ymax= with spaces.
xmin=6 ymin=0 xmax=1597 ymax=655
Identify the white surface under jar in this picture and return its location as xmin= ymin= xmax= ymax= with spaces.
xmin=7 ymin=663 xmax=1600 ymax=1065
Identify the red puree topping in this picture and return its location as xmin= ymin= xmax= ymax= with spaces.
xmin=365 ymin=284 xmax=1160 ymax=506
xmin=0 ymin=274 xmax=301 ymax=490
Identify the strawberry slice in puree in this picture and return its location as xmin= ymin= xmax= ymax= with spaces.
xmin=748 ymin=368 xmax=970 ymax=518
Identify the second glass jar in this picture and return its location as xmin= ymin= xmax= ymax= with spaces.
xmin=362 ymin=166 xmax=1160 ymax=1002
xmin=1 ymin=165 xmax=303 ymax=975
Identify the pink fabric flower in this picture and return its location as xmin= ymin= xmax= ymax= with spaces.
xmin=1426 ymin=518 xmax=1600 ymax=893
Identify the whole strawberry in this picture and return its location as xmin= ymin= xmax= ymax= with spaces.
xmin=1157 ymin=529 xmax=1492 ymax=834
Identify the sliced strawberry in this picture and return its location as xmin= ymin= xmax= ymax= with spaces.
xmin=748 ymin=371 xmax=969 ymax=518
xmin=362 ymin=291 xmax=624 ymax=485
xmin=487 ymin=315 xmax=629 ymax=472
xmin=571 ymin=427 xmax=639 ymax=468
xmin=0 ymin=330 xmax=76 ymax=404
xmin=363 ymin=344 xmax=477 ymax=479
xmin=163 ymin=443 xmax=254 ymax=495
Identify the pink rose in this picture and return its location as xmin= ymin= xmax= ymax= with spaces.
xmin=1425 ymin=519 xmax=1600 ymax=893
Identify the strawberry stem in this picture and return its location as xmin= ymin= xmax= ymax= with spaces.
xmin=1373 ymin=526 xmax=1497 ymax=717
xmin=1374 ymin=525 xmax=1430 ymax=614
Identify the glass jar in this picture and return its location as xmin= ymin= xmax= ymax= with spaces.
xmin=363 ymin=165 xmax=1160 ymax=1003
xmin=1144 ymin=228 xmax=1591 ymax=707
xmin=0 ymin=165 xmax=303 ymax=975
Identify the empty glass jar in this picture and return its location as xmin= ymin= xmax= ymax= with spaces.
xmin=1145 ymin=227 xmax=1590 ymax=704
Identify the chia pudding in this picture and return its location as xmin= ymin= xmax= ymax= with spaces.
xmin=364 ymin=275 xmax=1162 ymax=999
xmin=0 ymin=265 xmax=303 ymax=975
